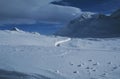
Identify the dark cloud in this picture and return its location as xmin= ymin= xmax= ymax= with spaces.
xmin=0 ymin=0 xmax=81 ymax=24
xmin=52 ymin=0 xmax=120 ymax=14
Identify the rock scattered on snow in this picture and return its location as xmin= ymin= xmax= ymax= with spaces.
xmin=86 ymin=67 xmax=90 ymax=69
xmin=88 ymin=59 xmax=93 ymax=62
xmin=69 ymin=62 xmax=74 ymax=66
xmin=55 ymin=70 xmax=60 ymax=74
xmin=92 ymin=69 xmax=96 ymax=72
xmin=107 ymin=62 xmax=112 ymax=65
xmin=77 ymin=64 xmax=82 ymax=67
xmin=73 ymin=71 xmax=79 ymax=74
xmin=112 ymin=66 xmax=118 ymax=70
xmin=93 ymin=62 xmax=100 ymax=66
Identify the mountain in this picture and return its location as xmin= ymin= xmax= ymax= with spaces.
xmin=55 ymin=9 xmax=120 ymax=38
xmin=0 ymin=23 xmax=63 ymax=35
xmin=111 ymin=9 xmax=120 ymax=18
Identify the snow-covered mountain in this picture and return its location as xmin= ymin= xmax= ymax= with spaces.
xmin=73 ymin=12 xmax=96 ymax=22
xmin=55 ymin=9 xmax=120 ymax=38
xmin=0 ymin=23 xmax=63 ymax=35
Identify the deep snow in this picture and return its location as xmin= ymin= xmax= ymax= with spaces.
xmin=0 ymin=30 xmax=120 ymax=79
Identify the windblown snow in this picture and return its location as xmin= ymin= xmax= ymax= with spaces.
xmin=0 ymin=30 xmax=120 ymax=79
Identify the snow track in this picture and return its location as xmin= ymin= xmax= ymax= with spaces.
xmin=55 ymin=38 xmax=71 ymax=47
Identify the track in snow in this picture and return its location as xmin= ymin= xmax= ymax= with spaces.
xmin=55 ymin=38 xmax=71 ymax=47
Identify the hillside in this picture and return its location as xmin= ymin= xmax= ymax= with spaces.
xmin=0 ymin=30 xmax=120 ymax=79
xmin=55 ymin=9 xmax=120 ymax=38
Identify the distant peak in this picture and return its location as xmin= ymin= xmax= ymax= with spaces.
xmin=11 ymin=27 xmax=21 ymax=32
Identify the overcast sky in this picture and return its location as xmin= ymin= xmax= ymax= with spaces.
xmin=52 ymin=0 xmax=120 ymax=14
xmin=0 ymin=0 xmax=119 ymax=25
xmin=0 ymin=0 xmax=81 ymax=24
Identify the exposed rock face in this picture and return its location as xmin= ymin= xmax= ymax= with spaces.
xmin=55 ymin=9 xmax=120 ymax=38
xmin=111 ymin=9 xmax=120 ymax=18
xmin=111 ymin=9 xmax=120 ymax=24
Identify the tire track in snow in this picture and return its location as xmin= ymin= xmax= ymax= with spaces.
xmin=55 ymin=38 xmax=71 ymax=47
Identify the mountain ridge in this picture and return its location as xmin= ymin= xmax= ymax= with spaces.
xmin=55 ymin=9 xmax=120 ymax=38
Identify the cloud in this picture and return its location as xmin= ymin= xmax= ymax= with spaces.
xmin=0 ymin=0 xmax=81 ymax=24
xmin=52 ymin=0 xmax=120 ymax=14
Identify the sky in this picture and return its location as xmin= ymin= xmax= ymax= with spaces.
xmin=0 ymin=0 xmax=120 ymax=25
xmin=0 ymin=0 xmax=81 ymax=25
xmin=52 ymin=0 xmax=120 ymax=14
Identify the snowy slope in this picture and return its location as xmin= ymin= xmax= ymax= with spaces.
xmin=55 ymin=9 xmax=120 ymax=38
xmin=0 ymin=30 xmax=120 ymax=79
